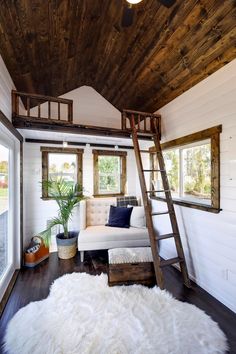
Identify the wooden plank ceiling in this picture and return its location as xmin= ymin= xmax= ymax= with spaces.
xmin=0 ymin=0 xmax=236 ymax=112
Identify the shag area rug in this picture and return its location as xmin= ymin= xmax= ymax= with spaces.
xmin=4 ymin=273 xmax=227 ymax=354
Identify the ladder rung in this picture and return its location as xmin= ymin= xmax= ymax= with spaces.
xmin=146 ymin=190 xmax=170 ymax=193
xmin=142 ymin=169 xmax=165 ymax=172
xmin=152 ymin=211 xmax=170 ymax=216
xmin=140 ymin=150 xmax=162 ymax=154
xmin=156 ymin=233 xmax=176 ymax=241
xmin=160 ymin=257 xmax=183 ymax=267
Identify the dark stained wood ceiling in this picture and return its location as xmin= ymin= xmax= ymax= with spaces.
xmin=0 ymin=0 xmax=236 ymax=112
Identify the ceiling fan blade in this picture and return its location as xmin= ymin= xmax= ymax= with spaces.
xmin=121 ymin=6 xmax=135 ymax=27
xmin=158 ymin=0 xmax=176 ymax=8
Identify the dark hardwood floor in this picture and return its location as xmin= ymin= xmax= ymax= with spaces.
xmin=0 ymin=250 xmax=236 ymax=354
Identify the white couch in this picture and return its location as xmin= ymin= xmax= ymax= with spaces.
xmin=78 ymin=197 xmax=150 ymax=262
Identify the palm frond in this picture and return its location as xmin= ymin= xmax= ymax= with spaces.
xmin=40 ymin=178 xmax=84 ymax=243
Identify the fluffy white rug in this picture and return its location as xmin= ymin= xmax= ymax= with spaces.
xmin=4 ymin=273 xmax=227 ymax=354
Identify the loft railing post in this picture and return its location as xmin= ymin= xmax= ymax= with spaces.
xmin=137 ymin=114 xmax=140 ymax=131
xmin=11 ymin=90 xmax=19 ymax=117
xmin=27 ymin=97 xmax=30 ymax=116
xmin=58 ymin=102 xmax=60 ymax=121
xmin=121 ymin=111 xmax=127 ymax=130
xmin=68 ymin=101 xmax=73 ymax=123
xmin=38 ymin=103 xmax=41 ymax=118
xmin=48 ymin=101 xmax=51 ymax=119
xmin=158 ymin=116 xmax=161 ymax=140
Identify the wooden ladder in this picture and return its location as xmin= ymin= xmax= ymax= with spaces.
xmin=125 ymin=110 xmax=191 ymax=290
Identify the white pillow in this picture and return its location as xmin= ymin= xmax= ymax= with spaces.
xmin=128 ymin=205 xmax=146 ymax=229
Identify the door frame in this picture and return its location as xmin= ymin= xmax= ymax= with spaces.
xmin=0 ymin=111 xmax=23 ymax=305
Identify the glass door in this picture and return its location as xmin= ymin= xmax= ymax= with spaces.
xmin=0 ymin=144 xmax=9 ymax=279
xmin=0 ymin=127 xmax=17 ymax=300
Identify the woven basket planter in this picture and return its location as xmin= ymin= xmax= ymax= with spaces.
xmin=56 ymin=232 xmax=79 ymax=260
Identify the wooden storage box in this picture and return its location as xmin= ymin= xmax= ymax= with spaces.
xmin=108 ymin=247 xmax=155 ymax=286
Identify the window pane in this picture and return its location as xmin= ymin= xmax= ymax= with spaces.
xmin=182 ymin=143 xmax=211 ymax=203
xmin=163 ymin=149 xmax=179 ymax=197
xmin=151 ymin=149 xmax=179 ymax=198
xmin=98 ymin=156 xmax=121 ymax=194
xmin=0 ymin=145 xmax=9 ymax=278
xmin=48 ymin=153 xmax=77 ymax=187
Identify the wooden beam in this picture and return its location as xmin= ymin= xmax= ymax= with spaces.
xmin=25 ymin=138 xmax=135 ymax=150
xmin=149 ymin=125 xmax=222 ymax=151
xmin=0 ymin=110 xmax=23 ymax=142
xmin=11 ymin=90 xmax=73 ymax=105
xmin=40 ymin=147 xmax=84 ymax=154
xmin=151 ymin=196 xmax=221 ymax=214
xmin=92 ymin=149 xmax=127 ymax=156
xmin=13 ymin=116 xmax=152 ymax=140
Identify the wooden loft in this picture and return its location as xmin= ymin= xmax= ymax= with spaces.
xmin=11 ymin=90 xmax=161 ymax=140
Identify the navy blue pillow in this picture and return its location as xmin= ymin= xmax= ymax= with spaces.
xmin=106 ymin=205 xmax=133 ymax=228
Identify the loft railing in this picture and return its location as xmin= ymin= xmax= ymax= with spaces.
xmin=122 ymin=109 xmax=161 ymax=137
xmin=12 ymin=90 xmax=73 ymax=123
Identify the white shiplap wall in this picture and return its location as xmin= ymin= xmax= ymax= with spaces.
xmin=30 ymin=86 xmax=121 ymax=128
xmin=0 ymin=55 xmax=15 ymax=120
xmin=23 ymin=142 xmax=139 ymax=248
xmin=152 ymin=59 xmax=236 ymax=313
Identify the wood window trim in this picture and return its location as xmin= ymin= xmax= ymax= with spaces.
xmin=41 ymin=147 xmax=84 ymax=200
xmin=92 ymin=149 xmax=127 ymax=197
xmin=149 ymin=125 xmax=222 ymax=213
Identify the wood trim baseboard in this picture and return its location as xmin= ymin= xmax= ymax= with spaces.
xmin=0 ymin=270 xmax=19 ymax=318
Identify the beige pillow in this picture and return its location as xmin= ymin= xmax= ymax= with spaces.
xmin=128 ymin=205 xmax=146 ymax=229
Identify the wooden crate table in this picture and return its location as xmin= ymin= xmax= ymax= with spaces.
xmin=108 ymin=247 xmax=155 ymax=286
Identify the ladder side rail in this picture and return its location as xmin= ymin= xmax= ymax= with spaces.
xmin=151 ymin=119 xmax=191 ymax=287
xmin=130 ymin=114 xmax=164 ymax=289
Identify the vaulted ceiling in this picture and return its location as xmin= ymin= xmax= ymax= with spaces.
xmin=0 ymin=0 xmax=236 ymax=112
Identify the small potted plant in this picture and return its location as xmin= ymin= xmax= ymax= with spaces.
xmin=41 ymin=178 xmax=84 ymax=259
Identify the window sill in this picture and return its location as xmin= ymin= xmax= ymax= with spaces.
xmin=93 ymin=193 xmax=125 ymax=198
xmin=150 ymin=196 xmax=221 ymax=213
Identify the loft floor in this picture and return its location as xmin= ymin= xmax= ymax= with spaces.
xmin=0 ymin=251 xmax=236 ymax=353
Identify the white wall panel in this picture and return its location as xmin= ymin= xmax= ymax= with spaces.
xmin=30 ymin=85 xmax=121 ymax=128
xmin=23 ymin=142 xmax=140 ymax=247
xmin=0 ymin=55 xmax=15 ymax=120
xmin=152 ymin=59 xmax=236 ymax=312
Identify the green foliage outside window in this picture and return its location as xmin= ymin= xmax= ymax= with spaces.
xmin=154 ymin=141 xmax=211 ymax=203
xmin=98 ymin=156 xmax=120 ymax=194
xmin=183 ymin=144 xmax=211 ymax=199
xmin=163 ymin=150 xmax=179 ymax=195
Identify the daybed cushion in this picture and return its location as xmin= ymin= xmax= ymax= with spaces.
xmin=78 ymin=225 xmax=150 ymax=250
xmin=86 ymin=197 xmax=116 ymax=226
xmin=108 ymin=247 xmax=153 ymax=264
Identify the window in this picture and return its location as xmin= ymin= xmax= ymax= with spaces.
xmin=93 ymin=150 xmax=127 ymax=196
xmin=150 ymin=125 xmax=221 ymax=213
xmin=41 ymin=147 xmax=83 ymax=199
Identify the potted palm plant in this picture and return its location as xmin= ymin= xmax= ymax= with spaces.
xmin=41 ymin=178 xmax=84 ymax=259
